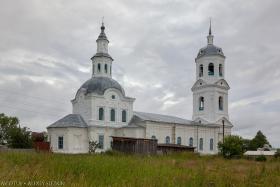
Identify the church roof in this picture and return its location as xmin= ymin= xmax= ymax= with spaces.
xmin=91 ymin=52 xmax=113 ymax=60
xmin=47 ymin=114 xmax=87 ymax=128
xmin=79 ymin=77 xmax=125 ymax=96
xmin=196 ymin=44 xmax=224 ymax=59
xmin=133 ymin=111 xmax=193 ymax=125
xmin=196 ymin=21 xmax=225 ymax=59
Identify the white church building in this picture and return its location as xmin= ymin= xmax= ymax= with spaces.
xmin=47 ymin=22 xmax=233 ymax=154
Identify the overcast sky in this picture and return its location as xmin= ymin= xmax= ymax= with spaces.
xmin=0 ymin=0 xmax=279 ymax=147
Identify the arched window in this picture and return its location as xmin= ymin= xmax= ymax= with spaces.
xmin=219 ymin=64 xmax=223 ymax=76
xmin=98 ymin=63 xmax=101 ymax=72
xmin=105 ymin=64 xmax=108 ymax=73
xmin=199 ymin=138 xmax=203 ymax=150
xmin=210 ymin=138 xmax=214 ymax=151
xmin=151 ymin=135 xmax=156 ymax=139
xmin=189 ymin=137 xmax=193 ymax=147
xmin=110 ymin=109 xmax=115 ymax=122
xmin=199 ymin=64 xmax=203 ymax=77
xmin=208 ymin=63 xmax=214 ymax=76
xmin=165 ymin=136 xmax=170 ymax=144
xmin=177 ymin=137 xmax=181 ymax=145
xmin=121 ymin=110 xmax=126 ymax=122
xmin=199 ymin=97 xmax=204 ymax=111
xmin=98 ymin=108 xmax=104 ymax=120
xmin=219 ymin=96 xmax=223 ymax=111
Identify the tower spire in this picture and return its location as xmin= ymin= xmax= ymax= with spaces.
xmin=92 ymin=21 xmax=113 ymax=78
xmin=209 ymin=18 xmax=212 ymax=35
xmin=207 ymin=18 xmax=214 ymax=45
xmin=97 ymin=17 xmax=108 ymax=41
xmin=101 ymin=16 xmax=105 ymax=30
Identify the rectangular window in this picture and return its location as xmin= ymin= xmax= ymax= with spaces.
xmin=99 ymin=107 xmax=104 ymax=120
xmin=210 ymin=138 xmax=214 ymax=151
xmin=98 ymin=135 xmax=104 ymax=149
xmin=58 ymin=136 xmax=63 ymax=149
xmin=199 ymin=138 xmax=203 ymax=151
xmin=122 ymin=110 xmax=127 ymax=122
xmin=110 ymin=109 xmax=115 ymax=122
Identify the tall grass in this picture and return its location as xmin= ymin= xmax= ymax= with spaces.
xmin=0 ymin=151 xmax=279 ymax=186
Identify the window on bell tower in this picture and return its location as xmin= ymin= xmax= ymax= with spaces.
xmin=98 ymin=63 xmax=101 ymax=73
xmin=199 ymin=64 xmax=203 ymax=77
xmin=219 ymin=64 xmax=223 ymax=76
xmin=208 ymin=63 xmax=214 ymax=76
xmin=219 ymin=96 xmax=223 ymax=111
xmin=199 ymin=97 xmax=204 ymax=111
xmin=105 ymin=64 xmax=108 ymax=73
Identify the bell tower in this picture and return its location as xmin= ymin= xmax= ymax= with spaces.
xmin=191 ymin=21 xmax=231 ymax=126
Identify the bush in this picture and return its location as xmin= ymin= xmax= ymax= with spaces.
xmin=274 ymin=150 xmax=280 ymax=159
xmin=104 ymin=150 xmax=124 ymax=156
xmin=255 ymin=155 xmax=267 ymax=162
xmin=218 ymin=135 xmax=244 ymax=159
xmin=89 ymin=140 xmax=99 ymax=153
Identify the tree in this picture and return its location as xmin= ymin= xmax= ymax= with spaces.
xmin=249 ymin=131 xmax=270 ymax=150
xmin=242 ymin=139 xmax=251 ymax=151
xmin=7 ymin=126 xmax=32 ymax=148
xmin=0 ymin=113 xmax=19 ymax=145
xmin=218 ymin=135 xmax=244 ymax=158
xmin=275 ymin=149 xmax=280 ymax=159
xmin=0 ymin=113 xmax=32 ymax=148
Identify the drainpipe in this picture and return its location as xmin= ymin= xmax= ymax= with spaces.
xmin=222 ymin=120 xmax=225 ymax=143
xmin=196 ymin=124 xmax=199 ymax=152
xmin=172 ymin=125 xmax=176 ymax=144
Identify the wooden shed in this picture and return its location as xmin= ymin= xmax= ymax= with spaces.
xmin=111 ymin=136 xmax=157 ymax=154
xmin=157 ymin=144 xmax=195 ymax=154
xmin=34 ymin=142 xmax=50 ymax=152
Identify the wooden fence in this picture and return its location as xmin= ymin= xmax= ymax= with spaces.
xmin=111 ymin=136 xmax=195 ymax=155
xmin=111 ymin=136 xmax=157 ymax=154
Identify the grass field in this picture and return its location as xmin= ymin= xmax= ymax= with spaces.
xmin=0 ymin=151 xmax=279 ymax=187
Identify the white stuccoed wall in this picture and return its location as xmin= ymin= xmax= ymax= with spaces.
xmin=144 ymin=121 xmax=220 ymax=154
xmin=48 ymin=127 xmax=88 ymax=154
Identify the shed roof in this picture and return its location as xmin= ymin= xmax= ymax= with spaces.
xmin=244 ymin=150 xmax=276 ymax=156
